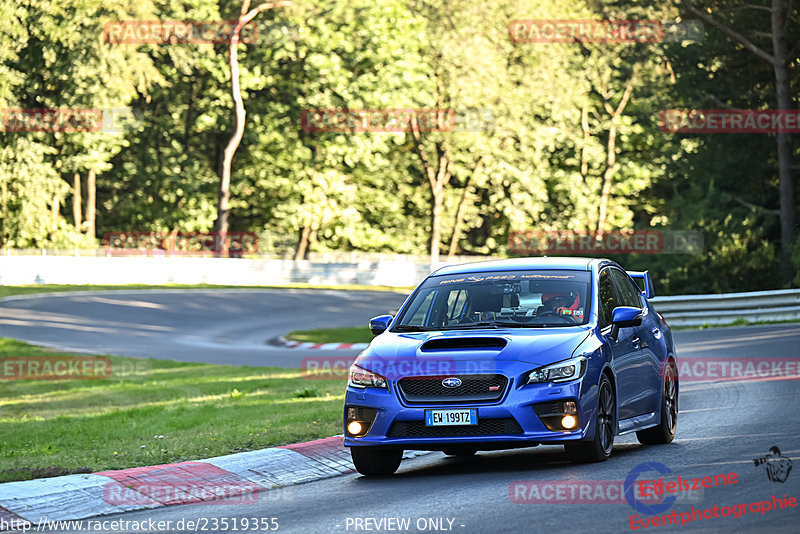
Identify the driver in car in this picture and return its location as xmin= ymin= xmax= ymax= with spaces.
xmin=539 ymin=291 xmax=582 ymax=319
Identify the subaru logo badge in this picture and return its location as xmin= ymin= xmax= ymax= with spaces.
xmin=442 ymin=377 xmax=462 ymax=388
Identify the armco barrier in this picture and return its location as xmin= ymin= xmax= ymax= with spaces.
xmin=650 ymin=289 xmax=800 ymax=326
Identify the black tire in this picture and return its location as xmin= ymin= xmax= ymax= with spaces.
xmin=442 ymin=447 xmax=477 ymax=457
xmin=637 ymin=361 xmax=678 ymax=445
xmin=350 ymin=446 xmax=403 ymax=476
xmin=565 ymin=374 xmax=615 ymax=463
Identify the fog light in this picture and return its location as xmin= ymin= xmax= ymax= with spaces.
xmin=347 ymin=421 xmax=364 ymax=435
xmin=561 ymin=415 xmax=577 ymax=429
xmin=534 ymin=400 xmax=580 ymax=432
xmin=345 ymin=405 xmax=377 ymax=437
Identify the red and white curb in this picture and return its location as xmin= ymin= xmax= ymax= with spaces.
xmin=276 ymin=336 xmax=368 ymax=351
xmin=0 ymin=437 xmax=430 ymax=528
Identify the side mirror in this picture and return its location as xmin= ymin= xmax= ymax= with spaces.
xmin=369 ymin=314 xmax=393 ymax=336
xmin=610 ymin=306 xmax=643 ymax=340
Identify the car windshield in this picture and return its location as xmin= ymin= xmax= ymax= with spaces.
xmin=393 ymin=270 xmax=591 ymax=330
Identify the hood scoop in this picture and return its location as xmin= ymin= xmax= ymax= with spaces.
xmin=420 ymin=337 xmax=507 ymax=351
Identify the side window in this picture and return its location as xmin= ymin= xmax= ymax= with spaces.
xmin=610 ymin=269 xmax=642 ymax=308
xmin=446 ymin=289 xmax=468 ymax=322
xmin=406 ymin=291 xmax=436 ymax=326
xmin=598 ymin=269 xmax=619 ymax=329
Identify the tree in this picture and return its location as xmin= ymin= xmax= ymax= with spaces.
xmin=683 ymin=0 xmax=798 ymax=281
xmin=232 ymin=0 xmax=428 ymax=258
xmin=0 ymin=0 xmax=157 ymax=248
xmin=405 ymin=0 xmax=525 ymax=259
xmin=214 ymin=0 xmax=291 ymax=254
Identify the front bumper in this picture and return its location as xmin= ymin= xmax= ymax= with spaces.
xmin=343 ymin=361 xmax=597 ymax=450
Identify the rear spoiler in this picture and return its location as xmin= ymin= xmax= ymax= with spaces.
xmin=627 ymin=270 xmax=655 ymax=299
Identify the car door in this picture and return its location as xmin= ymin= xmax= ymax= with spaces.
xmin=598 ymin=268 xmax=640 ymax=421
xmin=612 ymin=270 xmax=662 ymax=415
xmin=611 ymin=267 xmax=659 ymax=415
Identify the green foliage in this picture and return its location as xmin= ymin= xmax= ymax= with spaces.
xmin=292 ymin=387 xmax=322 ymax=399
xmin=1 ymin=0 xmax=159 ymax=247
xmin=1 ymin=0 xmax=797 ymax=292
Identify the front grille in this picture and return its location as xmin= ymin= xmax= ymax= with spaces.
xmin=387 ymin=417 xmax=523 ymax=437
xmin=397 ymin=374 xmax=508 ymax=404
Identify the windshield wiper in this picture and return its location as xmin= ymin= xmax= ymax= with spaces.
xmin=392 ymin=325 xmax=439 ymax=332
xmin=395 ymin=322 xmax=564 ymax=332
xmin=440 ymin=321 xmax=531 ymax=329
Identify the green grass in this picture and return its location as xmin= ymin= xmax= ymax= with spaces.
xmin=0 ymin=338 xmax=347 ymax=483
xmin=286 ymin=326 xmax=375 ymax=344
xmin=0 ymin=283 xmax=411 ymax=300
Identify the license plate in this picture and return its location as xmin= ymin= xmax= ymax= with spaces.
xmin=425 ymin=409 xmax=478 ymax=426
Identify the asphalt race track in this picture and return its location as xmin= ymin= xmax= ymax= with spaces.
xmin=0 ymin=290 xmax=407 ymax=366
xmin=3 ymin=290 xmax=800 ymax=533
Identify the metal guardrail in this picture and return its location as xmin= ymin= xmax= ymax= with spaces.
xmin=651 ymin=289 xmax=800 ymax=326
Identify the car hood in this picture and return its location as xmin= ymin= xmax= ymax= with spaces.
xmin=355 ymin=327 xmax=593 ymax=377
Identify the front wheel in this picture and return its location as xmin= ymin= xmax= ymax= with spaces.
xmin=637 ymin=362 xmax=678 ymax=445
xmin=565 ymin=374 xmax=615 ymax=463
xmin=350 ymin=446 xmax=403 ymax=476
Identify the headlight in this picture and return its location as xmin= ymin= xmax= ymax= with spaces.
xmin=527 ymin=356 xmax=587 ymax=384
xmin=348 ymin=364 xmax=388 ymax=389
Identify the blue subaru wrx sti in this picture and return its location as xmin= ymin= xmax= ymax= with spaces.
xmin=343 ymin=257 xmax=678 ymax=475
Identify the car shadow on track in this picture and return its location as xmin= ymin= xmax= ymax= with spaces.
xmin=353 ymin=442 xmax=656 ymax=482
